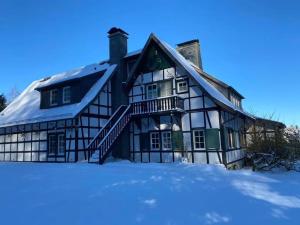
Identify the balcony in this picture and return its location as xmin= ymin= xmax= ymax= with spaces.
xmin=131 ymin=96 xmax=184 ymax=115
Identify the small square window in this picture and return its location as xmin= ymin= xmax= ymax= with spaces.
xmin=63 ymin=86 xmax=71 ymax=104
xmin=50 ymin=89 xmax=58 ymax=106
xmin=177 ymin=80 xmax=188 ymax=93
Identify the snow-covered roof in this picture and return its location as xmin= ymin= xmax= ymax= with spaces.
xmin=126 ymin=34 xmax=253 ymax=119
xmin=36 ymin=63 xmax=110 ymax=89
xmin=0 ymin=63 xmax=117 ymax=127
xmin=124 ymin=49 xmax=142 ymax=58
xmin=157 ymin=37 xmax=253 ymax=118
xmin=191 ymin=64 xmax=245 ymax=99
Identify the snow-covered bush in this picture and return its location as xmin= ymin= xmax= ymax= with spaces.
xmin=285 ymin=125 xmax=300 ymax=143
xmin=284 ymin=125 xmax=300 ymax=161
xmin=247 ymin=128 xmax=286 ymax=156
xmin=247 ymin=124 xmax=300 ymax=171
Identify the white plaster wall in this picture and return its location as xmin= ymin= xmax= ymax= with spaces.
xmin=191 ymin=112 xmax=205 ymax=128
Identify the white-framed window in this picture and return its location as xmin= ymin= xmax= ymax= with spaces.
xmin=146 ymin=84 xmax=158 ymax=99
xmin=48 ymin=134 xmax=57 ymax=155
xmin=230 ymin=94 xmax=241 ymax=108
xmin=177 ymin=80 xmax=188 ymax=93
xmin=146 ymin=81 xmax=173 ymax=99
xmin=57 ymin=134 xmax=65 ymax=155
xmin=239 ymin=131 xmax=246 ymax=148
xmin=235 ymin=131 xmax=240 ymax=149
xmin=228 ymin=129 xmax=235 ymax=149
xmin=48 ymin=133 xmax=65 ymax=155
xmin=63 ymin=86 xmax=71 ymax=104
xmin=161 ymin=131 xmax=172 ymax=150
xmin=50 ymin=89 xmax=58 ymax=106
xmin=150 ymin=132 xmax=160 ymax=150
xmin=193 ymin=130 xmax=205 ymax=150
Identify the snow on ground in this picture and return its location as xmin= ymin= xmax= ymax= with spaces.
xmin=0 ymin=162 xmax=300 ymax=225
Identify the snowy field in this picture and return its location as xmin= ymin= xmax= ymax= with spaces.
xmin=0 ymin=162 xmax=300 ymax=225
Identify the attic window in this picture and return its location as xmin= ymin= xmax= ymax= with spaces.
xmin=50 ymin=89 xmax=58 ymax=106
xmin=63 ymin=86 xmax=71 ymax=104
xmin=230 ymin=93 xmax=241 ymax=108
xmin=177 ymin=80 xmax=188 ymax=93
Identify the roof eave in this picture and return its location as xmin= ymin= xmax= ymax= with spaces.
xmin=74 ymin=64 xmax=118 ymax=119
xmin=191 ymin=65 xmax=245 ymax=100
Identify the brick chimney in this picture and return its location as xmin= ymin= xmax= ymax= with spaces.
xmin=176 ymin=39 xmax=203 ymax=70
xmin=108 ymin=27 xmax=128 ymax=64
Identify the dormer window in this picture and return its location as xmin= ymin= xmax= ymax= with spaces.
xmin=38 ymin=67 xmax=104 ymax=109
xmin=63 ymin=86 xmax=71 ymax=104
xmin=50 ymin=89 xmax=58 ymax=106
xmin=230 ymin=93 xmax=242 ymax=108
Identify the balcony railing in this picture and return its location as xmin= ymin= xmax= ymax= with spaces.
xmin=131 ymin=96 xmax=184 ymax=115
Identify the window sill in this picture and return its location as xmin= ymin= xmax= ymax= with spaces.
xmin=177 ymin=90 xmax=188 ymax=94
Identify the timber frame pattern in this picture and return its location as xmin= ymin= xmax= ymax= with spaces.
xmin=126 ymin=34 xmax=250 ymax=166
xmin=0 ymin=81 xmax=112 ymax=162
xmin=127 ymin=66 xmax=249 ymax=166
xmin=0 ymin=27 xmax=284 ymax=167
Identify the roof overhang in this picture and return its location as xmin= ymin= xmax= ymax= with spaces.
xmin=254 ymin=117 xmax=286 ymax=129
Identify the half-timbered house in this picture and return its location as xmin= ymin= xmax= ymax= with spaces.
xmin=0 ymin=27 xmax=279 ymax=167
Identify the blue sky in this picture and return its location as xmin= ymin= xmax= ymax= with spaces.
xmin=0 ymin=0 xmax=299 ymax=125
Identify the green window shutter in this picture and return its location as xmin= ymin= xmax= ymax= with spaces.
xmin=219 ymin=126 xmax=226 ymax=150
xmin=205 ymin=129 xmax=220 ymax=150
xmin=159 ymin=81 xmax=172 ymax=97
xmin=157 ymin=87 xmax=161 ymax=98
xmin=172 ymin=131 xmax=183 ymax=151
xmin=157 ymin=83 xmax=162 ymax=97
xmin=140 ymin=133 xmax=150 ymax=152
